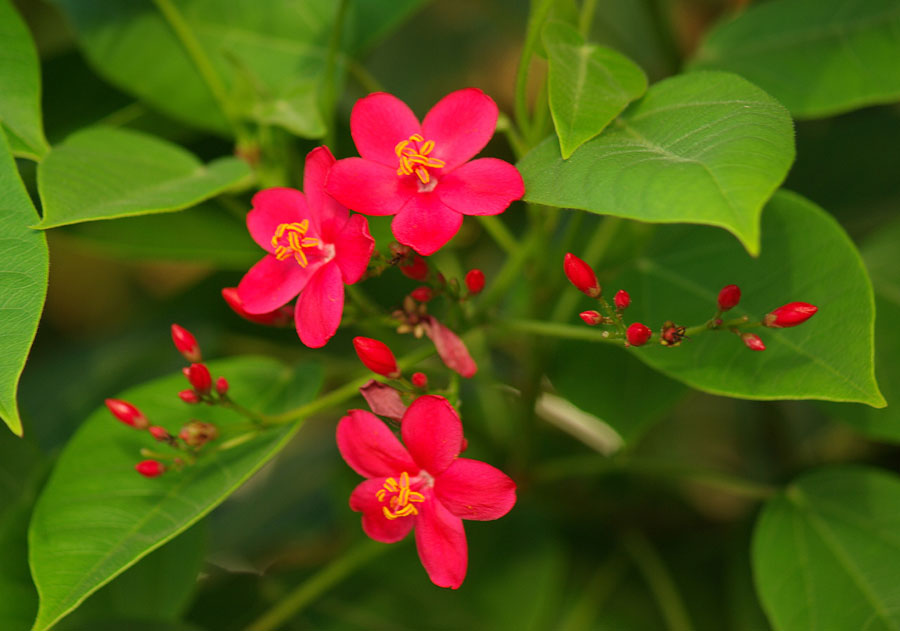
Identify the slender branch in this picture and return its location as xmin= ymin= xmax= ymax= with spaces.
xmin=578 ymin=0 xmax=599 ymax=37
xmin=622 ymin=531 xmax=696 ymax=631
xmin=346 ymin=57 xmax=384 ymax=94
xmin=514 ymin=0 xmax=556 ymax=137
xmin=477 ymin=215 xmax=519 ymax=254
xmin=505 ymin=319 xmax=624 ymax=344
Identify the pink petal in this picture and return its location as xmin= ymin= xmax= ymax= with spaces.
xmin=335 ymin=214 xmax=375 ymax=284
xmin=351 ymin=92 xmax=422 ymax=167
xmin=359 ymin=380 xmax=409 ymax=421
xmin=303 ymin=146 xmax=349 ymax=242
xmin=421 ymin=316 xmax=477 ymax=378
xmin=401 ymin=395 xmax=462 ymax=475
xmin=336 ymin=409 xmax=416 ymax=478
xmin=415 ymin=490 xmax=467 ymax=589
xmin=435 ymin=458 xmax=517 ymax=521
xmin=295 ymin=263 xmax=344 ymax=348
xmin=422 ymin=88 xmax=498 ymax=172
xmin=237 ymin=254 xmax=321 ymax=314
xmin=248 ymin=188 xmax=309 ymax=253
xmin=391 ymin=194 xmax=463 ymax=256
xmin=349 ymin=478 xmax=416 ymax=543
xmin=437 ymin=158 xmax=524 ymax=216
xmin=326 ymin=158 xmax=416 ymax=216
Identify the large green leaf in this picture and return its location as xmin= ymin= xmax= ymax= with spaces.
xmin=752 ymin=466 xmax=900 ymax=631
xmin=691 ymin=0 xmax=900 ymax=119
xmin=543 ymin=21 xmax=647 ymax=159
xmin=610 ymin=190 xmax=883 ymax=407
xmin=0 ymin=0 xmax=48 ymax=160
xmin=0 ymin=131 xmax=49 ymax=436
xmin=28 ymin=356 xmax=323 ymax=631
xmin=519 ymin=71 xmax=794 ymax=256
xmin=36 ymin=127 xmax=250 ymax=229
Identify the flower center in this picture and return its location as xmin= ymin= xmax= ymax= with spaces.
xmin=271 ymin=220 xmax=321 ymax=267
xmin=375 ymin=471 xmax=425 ymax=520
xmin=395 ymin=133 xmax=445 ymax=187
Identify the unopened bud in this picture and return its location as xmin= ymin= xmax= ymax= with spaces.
xmin=580 ymin=310 xmax=602 ymax=326
xmin=660 ymin=321 xmax=686 ymax=347
xmin=171 ymin=324 xmax=201 ymax=362
xmin=614 ymin=290 xmax=630 ymax=310
xmin=353 ymin=337 xmax=401 ymax=378
xmin=216 ymin=377 xmax=229 ymax=396
xmin=135 ymin=460 xmax=165 ymax=478
xmin=222 ymin=287 xmax=293 ymax=326
xmin=718 ymin=284 xmax=741 ymax=311
xmin=186 ymin=363 xmax=212 ymax=394
xmin=465 ymin=269 xmax=485 ymax=294
xmin=564 ymin=253 xmax=601 ymax=298
xmin=179 ymin=389 xmax=201 ymax=404
xmin=105 ymin=399 xmax=149 ymax=430
xmin=411 ymin=372 xmax=428 ymax=388
xmin=626 ymin=322 xmax=652 ymax=347
xmin=741 ymin=333 xmax=766 ymax=351
xmin=148 ymin=426 xmax=170 ymax=441
xmin=400 ymin=255 xmax=429 ymax=281
xmin=763 ymin=302 xmax=818 ymax=328
xmin=179 ymin=420 xmax=219 ymax=447
xmin=411 ymin=286 xmax=433 ymax=302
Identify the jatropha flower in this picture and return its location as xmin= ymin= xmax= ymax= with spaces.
xmin=337 ymin=395 xmax=516 ymax=589
xmin=237 ymin=147 xmax=375 ymax=347
xmin=326 ymin=88 xmax=525 ymax=255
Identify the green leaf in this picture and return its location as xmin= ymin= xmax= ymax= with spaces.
xmin=35 ymin=127 xmax=250 ymax=229
xmin=0 ymin=131 xmax=49 ymax=436
xmin=543 ymin=21 xmax=647 ymax=159
xmin=519 ymin=71 xmax=794 ymax=256
xmin=752 ymin=466 xmax=900 ymax=631
xmin=28 ymin=357 xmax=323 ymax=631
xmin=0 ymin=0 xmax=49 ymax=159
xmin=612 ymin=190 xmax=884 ymax=407
xmin=691 ymin=0 xmax=900 ymax=119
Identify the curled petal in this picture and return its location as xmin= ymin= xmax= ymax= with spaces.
xmin=237 ymin=255 xmax=321 ymax=314
xmin=435 ymin=458 xmax=517 ymax=521
xmin=295 ymin=263 xmax=344 ymax=348
xmin=337 ymin=409 xmax=416 ymax=478
xmin=401 ymin=395 xmax=463 ymax=475
xmin=415 ymin=490 xmax=467 ymax=589
xmin=391 ymin=194 xmax=463 ymax=256
xmin=422 ymin=316 xmax=477 ymax=378
xmin=335 ymin=214 xmax=375 ymax=285
xmin=437 ymin=158 xmax=524 ymax=216
xmin=350 ymin=478 xmax=416 ymax=543
xmin=303 ymin=146 xmax=349 ymax=242
xmin=359 ymin=380 xmax=409 ymax=421
xmin=326 ymin=158 xmax=416 ymax=216
xmin=351 ymin=92 xmax=422 ymax=167
xmin=422 ymin=88 xmax=498 ymax=172
xmin=248 ymin=188 xmax=309 ymax=253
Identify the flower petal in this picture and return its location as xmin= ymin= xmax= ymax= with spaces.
xmin=422 ymin=88 xmax=498 ymax=172
xmin=391 ymin=194 xmax=463 ymax=256
xmin=337 ymin=409 xmax=416 ymax=478
xmin=295 ymin=263 xmax=344 ymax=348
xmin=303 ymin=146 xmax=349 ymax=242
xmin=359 ymin=380 xmax=408 ymax=421
xmin=350 ymin=478 xmax=416 ymax=543
xmin=421 ymin=316 xmax=477 ymax=378
xmin=415 ymin=490 xmax=467 ymax=589
xmin=435 ymin=458 xmax=517 ymax=521
xmin=437 ymin=158 xmax=524 ymax=216
xmin=401 ymin=395 xmax=462 ymax=475
xmin=351 ymin=92 xmax=422 ymax=167
xmin=326 ymin=158 xmax=415 ymax=216
xmin=335 ymin=213 xmax=375 ymax=284
xmin=248 ymin=188 xmax=309 ymax=253
xmin=237 ymin=255 xmax=320 ymax=314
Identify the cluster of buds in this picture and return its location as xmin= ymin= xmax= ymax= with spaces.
xmin=565 ymin=253 xmax=644 ymax=344
xmin=172 ymin=325 xmax=231 ymax=405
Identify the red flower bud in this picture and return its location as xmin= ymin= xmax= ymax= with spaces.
xmin=763 ymin=302 xmax=818 ymax=328
xmin=400 ymin=255 xmax=429 ymax=281
xmin=221 ymin=287 xmax=293 ymax=326
xmin=614 ymin=290 xmax=630 ymax=310
xmin=359 ymin=380 xmax=408 ymax=420
xmin=717 ymin=284 xmax=741 ymax=311
xmin=186 ymin=363 xmax=212 ymax=394
xmin=579 ymin=310 xmax=602 ymax=326
xmin=412 ymin=372 xmax=428 ymax=388
xmin=626 ymin=322 xmax=652 ymax=347
xmin=741 ymin=332 xmax=766 ymax=351
xmin=148 ymin=426 xmax=170 ymax=441
xmin=411 ymin=286 xmax=433 ymax=302
xmin=179 ymin=389 xmax=200 ymax=404
xmin=135 ymin=460 xmax=165 ymax=478
xmin=564 ymin=253 xmax=601 ymax=298
xmin=216 ymin=377 xmax=229 ymax=396
xmin=171 ymin=324 xmax=201 ymax=363
xmin=105 ymin=399 xmax=149 ymax=430
xmin=353 ymin=337 xmax=400 ymax=378
xmin=465 ymin=269 xmax=485 ymax=294
xmin=179 ymin=420 xmax=219 ymax=447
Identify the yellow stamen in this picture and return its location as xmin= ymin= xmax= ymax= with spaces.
xmin=394 ymin=133 xmax=445 ymax=185
xmin=270 ymin=220 xmax=320 ymax=267
xmin=377 ymin=471 xmax=425 ymax=520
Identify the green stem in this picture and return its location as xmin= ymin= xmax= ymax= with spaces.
xmin=477 ymin=215 xmax=519 ymax=254
xmin=346 ymin=57 xmax=384 ymax=94
xmin=514 ymin=0 xmax=557 ymax=137
xmin=497 ymin=112 xmax=528 ymax=159
xmin=322 ymin=0 xmax=349 ymax=150
xmin=505 ymin=319 xmax=624 ymax=344
xmin=244 ymin=540 xmax=387 ymax=631
xmin=346 ymin=284 xmax=382 ymax=317
xmin=622 ymin=531 xmax=695 ymax=631
xmin=578 ymin=0 xmax=599 ymax=37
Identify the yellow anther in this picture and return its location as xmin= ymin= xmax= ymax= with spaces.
xmin=394 ymin=133 xmax=445 ymax=185
xmin=271 ymin=220 xmax=320 ymax=267
xmin=377 ymin=471 xmax=425 ymax=520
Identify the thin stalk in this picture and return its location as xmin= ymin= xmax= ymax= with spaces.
xmin=558 ymin=550 xmax=628 ymax=631
xmin=96 ymin=103 xmax=146 ymax=128
xmin=346 ymin=57 xmax=384 ymax=94
xmin=578 ymin=0 xmax=599 ymax=37
xmin=622 ymin=531 xmax=695 ymax=631
xmin=322 ymin=0 xmax=349 ymax=150
xmin=504 ymin=319 xmax=624 ymax=344
xmin=514 ymin=0 xmax=557 ymax=137
xmin=497 ymin=112 xmax=528 ymax=159
xmin=346 ymin=284 xmax=382 ymax=318
xmin=477 ymin=215 xmax=519 ymax=254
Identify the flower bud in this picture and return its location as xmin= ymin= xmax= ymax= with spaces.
xmin=741 ymin=332 xmax=766 ymax=351
xmin=353 ymin=337 xmax=401 ymax=378
xmin=717 ymin=284 xmax=741 ymax=311
xmin=186 ymin=363 xmax=212 ymax=394
xmin=171 ymin=324 xmax=201 ymax=363
xmin=221 ymin=287 xmax=293 ymax=326
xmin=412 ymin=372 xmax=428 ymax=388
xmin=614 ymin=290 xmax=630 ymax=310
xmin=626 ymin=322 xmax=652 ymax=347
xmin=465 ymin=269 xmax=485 ymax=294
xmin=411 ymin=286 xmax=433 ymax=302
xmin=579 ymin=310 xmax=602 ymax=326
xmin=148 ymin=426 xmax=170 ymax=441
xmin=179 ymin=420 xmax=219 ymax=447
xmin=763 ymin=302 xmax=818 ymax=328
xmin=179 ymin=389 xmax=200 ymax=404
xmin=135 ymin=460 xmax=165 ymax=478
xmin=660 ymin=321 xmax=687 ymax=347
xmin=421 ymin=316 xmax=477 ymax=378
xmin=216 ymin=377 xmax=229 ymax=396
xmin=564 ymin=253 xmax=601 ymax=298
xmin=400 ymin=255 xmax=429 ymax=281
xmin=105 ymin=399 xmax=149 ymax=430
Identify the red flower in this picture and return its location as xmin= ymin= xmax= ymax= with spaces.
xmin=237 ymin=147 xmax=375 ymax=347
xmin=337 ymin=395 xmax=516 ymax=589
xmin=326 ymin=89 xmax=524 ymax=256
